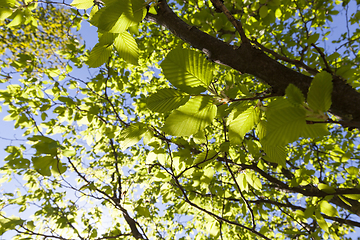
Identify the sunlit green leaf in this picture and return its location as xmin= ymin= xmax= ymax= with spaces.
xmin=163 ymin=96 xmax=216 ymax=136
xmin=228 ymin=106 xmax=260 ymax=145
xmin=161 ymin=48 xmax=214 ymax=94
xmin=307 ymin=71 xmax=333 ymax=112
xmin=114 ymin=31 xmax=139 ymax=65
xmin=119 ymin=122 xmax=148 ymax=150
xmin=71 ymin=0 xmax=93 ymax=9
xmin=147 ymin=88 xmax=190 ymax=113
xmin=87 ymin=43 xmax=112 ymax=68
xmin=92 ymin=0 xmax=146 ymax=33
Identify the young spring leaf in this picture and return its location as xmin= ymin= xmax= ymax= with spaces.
xmin=161 ymin=48 xmax=214 ymax=94
xmin=114 ymin=31 xmax=139 ymax=65
xmin=163 ymin=96 xmax=216 ymax=136
xmin=147 ymin=88 xmax=190 ymax=113
xmin=307 ymin=71 xmax=333 ymax=112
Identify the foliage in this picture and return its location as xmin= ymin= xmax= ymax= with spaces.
xmin=1 ymin=0 xmax=360 ymax=239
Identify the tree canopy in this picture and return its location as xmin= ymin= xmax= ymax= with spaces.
xmin=1 ymin=0 xmax=360 ymax=239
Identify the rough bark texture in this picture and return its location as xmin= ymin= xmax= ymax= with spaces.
xmin=145 ymin=0 xmax=360 ymax=128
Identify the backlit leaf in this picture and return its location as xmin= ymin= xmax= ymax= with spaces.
xmin=228 ymin=106 xmax=260 ymax=145
xmin=93 ymin=0 xmax=146 ymax=33
xmin=147 ymin=89 xmax=189 ymax=113
xmin=119 ymin=123 xmax=148 ymax=150
xmin=307 ymin=71 xmax=333 ymax=112
xmin=161 ymin=48 xmax=214 ymax=94
xmin=114 ymin=31 xmax=139 ymax=65
xmin=71 ymin=0 xmax=93 ymax=9
xmin=87 ymin=43 xmax=112 ymax=68
xmin=163 ymin=96 xmax=216 ymax=136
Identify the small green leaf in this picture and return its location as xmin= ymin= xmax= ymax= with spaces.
xmin=136 ymin=206 xmax=150 ymax=218
xmin=114 ymin=31 xmax=139 ymax=65
xmin=315 ymin=211 xmax=329 ymax=232
xmin=259 ymin=5 xmax=268 ymax=19
xmin=206 ymin=220 xmax=220 ymax=237
xmin=119 ymin=123 xmax=148 ymax=150
xmin=62 ymin=149 xmax=76 ymax=157
xmin=161 ymin=48 xmax=214 ymax=94
xmin=71 ymin=0 xmax=93 ymax=9
xmin=345 ymin=166 xmax=359 ymax=175
xmin=307 ymin=33 xmax=320 ymax=44
xmin=92 ymin=0 xmax=146 ymax=33
xmin=319 ymin=201 xmax=338 ymax=217
xmin=307 ymin=71 xmax=333 ymax=112
xmin=87 ymin=43 xmax=112 ymax=68
xmin=163 ymin=96 xmax=216 ymax=137
xmin=194 ymin=150 xmax=218 ymax=165
xmin=228 ymin=106 xmax=260 ymax=145
xmin=236 ymin=173 xmax=248 ymax=192
xmin=0 ymin=216 xmax=25 ymax=235
xmin=265 ymin=103 xmax=306 ymax=145
xmin=7 ymin=9 xmax=23 ymax=27
xmin=285 ymin=84 xmax=305 ymax=106
xmin=245 ymin=171 xmax=262 ymax=190
xmin=147 ymin=88 xmax=189 ymax=113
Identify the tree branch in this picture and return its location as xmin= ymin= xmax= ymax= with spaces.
xmin=145 ymin=0 xmax=360 ymax=128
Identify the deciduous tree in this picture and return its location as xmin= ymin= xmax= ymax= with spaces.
xmin=1 ymin=0 xmax=360 ymax=239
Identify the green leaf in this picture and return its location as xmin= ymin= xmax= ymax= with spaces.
xmin=245 ymin=170 xmax=262 ymax=190
xmin=318 ymin=183 xmax=336 ymax=193
xmin=315 ymin=211 xmax=329 ymax=233
xmin=7 ymin=9 xmax=23 ymax=27
xmin=236 ymin=173 xmax=248 ymax=192
xmin=0 ymin=0 xmax=16 ymax=8
xmin=136 ymin=206 xmax=150 ymax=218
xmin=307 ymin=33 xmax=320 ymax=44
xmin=163 ymin=96 xmax=216 ymax=136
xmin=71 ymin=0 xmax=93 ymax=9
xmin=161 ymin=48 xmax=214 ymax=94
xmin=31 ymin=155 xmax=55 ymax=176
xmin=51 ymin=160 xmax=67 ymax=175
xmin=259 ymin=5 xmax=268 ymax=18
xmin=346 ymin=166 xmax=359 ymax=175
xmin=87 ymin=43 xmax=112 ymax=68
xmin=319 ymin=201 xmax=338 ymax=217
xmin=194 ymin=150 xmax=218 ymax=165
xmin=302 ymin=123 xmax=329 ymax=139
xmin=0 ymin=216 xmax=25 ymax=235
xmin=119 ymin=123 xmax=148 ymax=150
xmin=265 ymin=104 xmax=306 ymax=145
xmin=262 ymin=142 xmax=286 ymax=166
xmin=62 ymin=149 xmax=76 ymax=157
xmin=147 ymin=89 xmax=190 ymax=113
xmin=113 ymin=31 xmax=139 ymax=65
xmin=98 ymin=32 xmax=117 ymax=45
xmin=228 ymin=106 xmax=260 ymax=145
xmin=92 ymin=0 xmax=146 ymax=33
xmin=28 ymin=136 xmax=59 ymax=155
xmin=307 ymin=71 xmax=333 ymax=112
xmin=206 ymin=220 xmax=220 ymax=237
xmin=285 ymin=84 xmax=305 ymax=106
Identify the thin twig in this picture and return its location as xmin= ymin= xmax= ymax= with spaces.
xmin=210 ymin=0 xmax=249 ymax=44
xmin=251 ymin=39 xmax=318 ymax=75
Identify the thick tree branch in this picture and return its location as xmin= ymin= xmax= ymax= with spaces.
xmin=145 ymin=1 xmax=360 ymax=128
